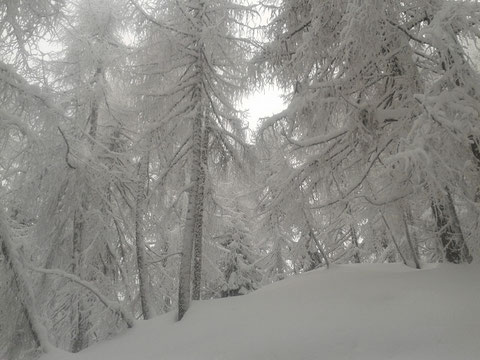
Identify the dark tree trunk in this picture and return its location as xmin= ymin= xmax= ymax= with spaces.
xmin=350 ymin=225 xmax=361 ymax=264
xmin=192 ymin=124 xmax=208 ymax=301
xmin=135 ymin=148 xmax=154 ymax=320
xmin=431 ymin=189 xmax=471 ymax=263
xmin=178 ymin=107 xmax=204 ymax=321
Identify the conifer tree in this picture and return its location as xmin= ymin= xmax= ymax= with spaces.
xmin=254 ymin=0 xmax=480 ymax=265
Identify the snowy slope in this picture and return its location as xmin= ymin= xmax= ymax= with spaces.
xmin=42 ymin=264 xmax=480 ymax=360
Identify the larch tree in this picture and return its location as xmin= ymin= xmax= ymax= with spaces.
xmin=127 ymin=0 xmax=193 ymax=319
xmin=174 ymin=0 xmax=253 ymax=320
xmin=0 ymin=1 xmax=64 ymax=358
xmin=254 ymin=0 xmax=480 ymax=268
xmin=29 ymin=0 xmax=134 ymax=352
xmin=130 ymin=0 xmax=254 ymax=320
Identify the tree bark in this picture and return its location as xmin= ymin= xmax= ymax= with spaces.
xmin=349 ymin=224 xmax=361 ymax=264
xmin=469 ymin=135 xmax=480 ymax=201
xmin=402 ymin=211 xmax=421 ymax=269
xmin=177 ymin=0 xmax=206 ymax=321
xmin=135 ymin=144 xmax=155 ymax=319
xmin=178 ymin=107 xmax=204 ymax=321
xmin=381 ymin=213 xmax=408 ymax=266
xmin=71 ymin=205 xmax=89 ymax=353
xmin=431 ymin=189 xmax=471 ymax=263
xmin=192 ymin=124 xmax=208 ymax=301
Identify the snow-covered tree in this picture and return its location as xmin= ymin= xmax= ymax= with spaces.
xmin=254 ymin=0 xmax=480 ymax=266
xmin=0 ymin=1 xmax=65 ymax=358
xmin=203 ymin=180 xmax=262 ymax=297
xmin=28 ymin=0 xmax=134 ymax=352
xmin=130 ymin=0 xmax=253 ymax=320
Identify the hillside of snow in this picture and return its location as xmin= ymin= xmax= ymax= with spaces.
xmin=42 ymin=264 xmax=480 ymax=360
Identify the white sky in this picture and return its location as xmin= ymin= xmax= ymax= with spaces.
xmin=242 ymin=86 xmax=286 ymax=132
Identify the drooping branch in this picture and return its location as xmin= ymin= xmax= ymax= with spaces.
xmin=27 ymin=265 xmax=134 ymax=328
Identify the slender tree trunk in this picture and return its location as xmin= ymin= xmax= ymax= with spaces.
xmin=87 ymin=67 xmax=102 ymax=139
xmin=135 ymin=144 xmax=154 ymax=319
xmin=381 ymin=213 xmax=407 ymax=265
xmin=469 ymin=135 xmax=480 ymax=201
xmin=71 ymin=299 xmax=89 ymax=353
xmin=402 ymin=211 xmax=421 ymax=269
xmin=349 ymin=225 xmax=361 ymax=264
xmin=71 ymin=206 xmax=89 ymax=353
xmin=192 ymin=124 xmax=208 ymax=301
xmin=332 ymin=177 xmax=360 ymax=264
xmin=71 ymin=70 xmax=102 ymax=350
xmin=305 ymin=238 xmax=323 ymax=271
xmin=344 ymin=205 xmax=360 ymax=264
xmin=309 ymin=230 xmax=329 ymax=269
xmin=273 ymin=239 xmax=285 ymax=280
xmin=303 ymin=209 xmax=329 ymax=268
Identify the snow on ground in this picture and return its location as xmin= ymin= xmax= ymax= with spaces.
xmin=42 ymin=263 xmax=480 ymax=360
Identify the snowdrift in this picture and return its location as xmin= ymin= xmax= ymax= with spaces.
xmin=42 ymin=264 xmax=480 ymax=360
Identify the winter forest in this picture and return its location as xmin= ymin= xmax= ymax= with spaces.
xmin=1 ymin=0 xmax=480 ymax=359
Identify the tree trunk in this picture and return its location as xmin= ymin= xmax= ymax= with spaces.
xmin=345 ymin=205 xmax=360 ymax=264
xmin=177 ymin=107 xmax=204 ymax=321
xmin=177 ymin=0 xmax=206 ymax=320
xmin=379 ymin=228 xmax=396 ymax=263
xmin=192 ymin=124 xmax=208 ymax=301
xmin=87 ymin=67 xmax=102 ymax=140
xmin=381 ymin=213 xmax=408 ymax=266
xmin=71 ymin=75 xmax=101 ymax=350
xmin=305 ymin=238 xmax=323 ymax=271
xmin=431 ymin=189 xmax=471 ymax=263
xmin=349 ymin=225 xmax=361 ymax=264
xmin=303 ymin=208 xmax=329 ymax=268
xmin=71 ymin=299 xmax=89 ymax=353
xmin=402 ymin=211 xmax=421 ymax=269
xmin=71 ymin=206 xmax=90 ymax=353
xmin=135 ymin=145 xmax=154 ymax=319
xmin=469 ymin=135 xmax=480 ymax=201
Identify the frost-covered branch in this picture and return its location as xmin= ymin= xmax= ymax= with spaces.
xmin=0 ymin=211 xmax=53 ymax=354
xmin=27 ymin=265 xmax=134 ymax=328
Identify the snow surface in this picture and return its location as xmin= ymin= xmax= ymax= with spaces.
xmin=42 ymin=264 xmax=480 ymax=360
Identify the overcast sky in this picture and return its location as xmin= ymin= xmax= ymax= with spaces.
xmin=243 ymin=86 xmax=285 ymax=132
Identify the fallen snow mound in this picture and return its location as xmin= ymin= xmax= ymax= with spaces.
xmin=42 ymin=263 xmax=480 ymax=360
